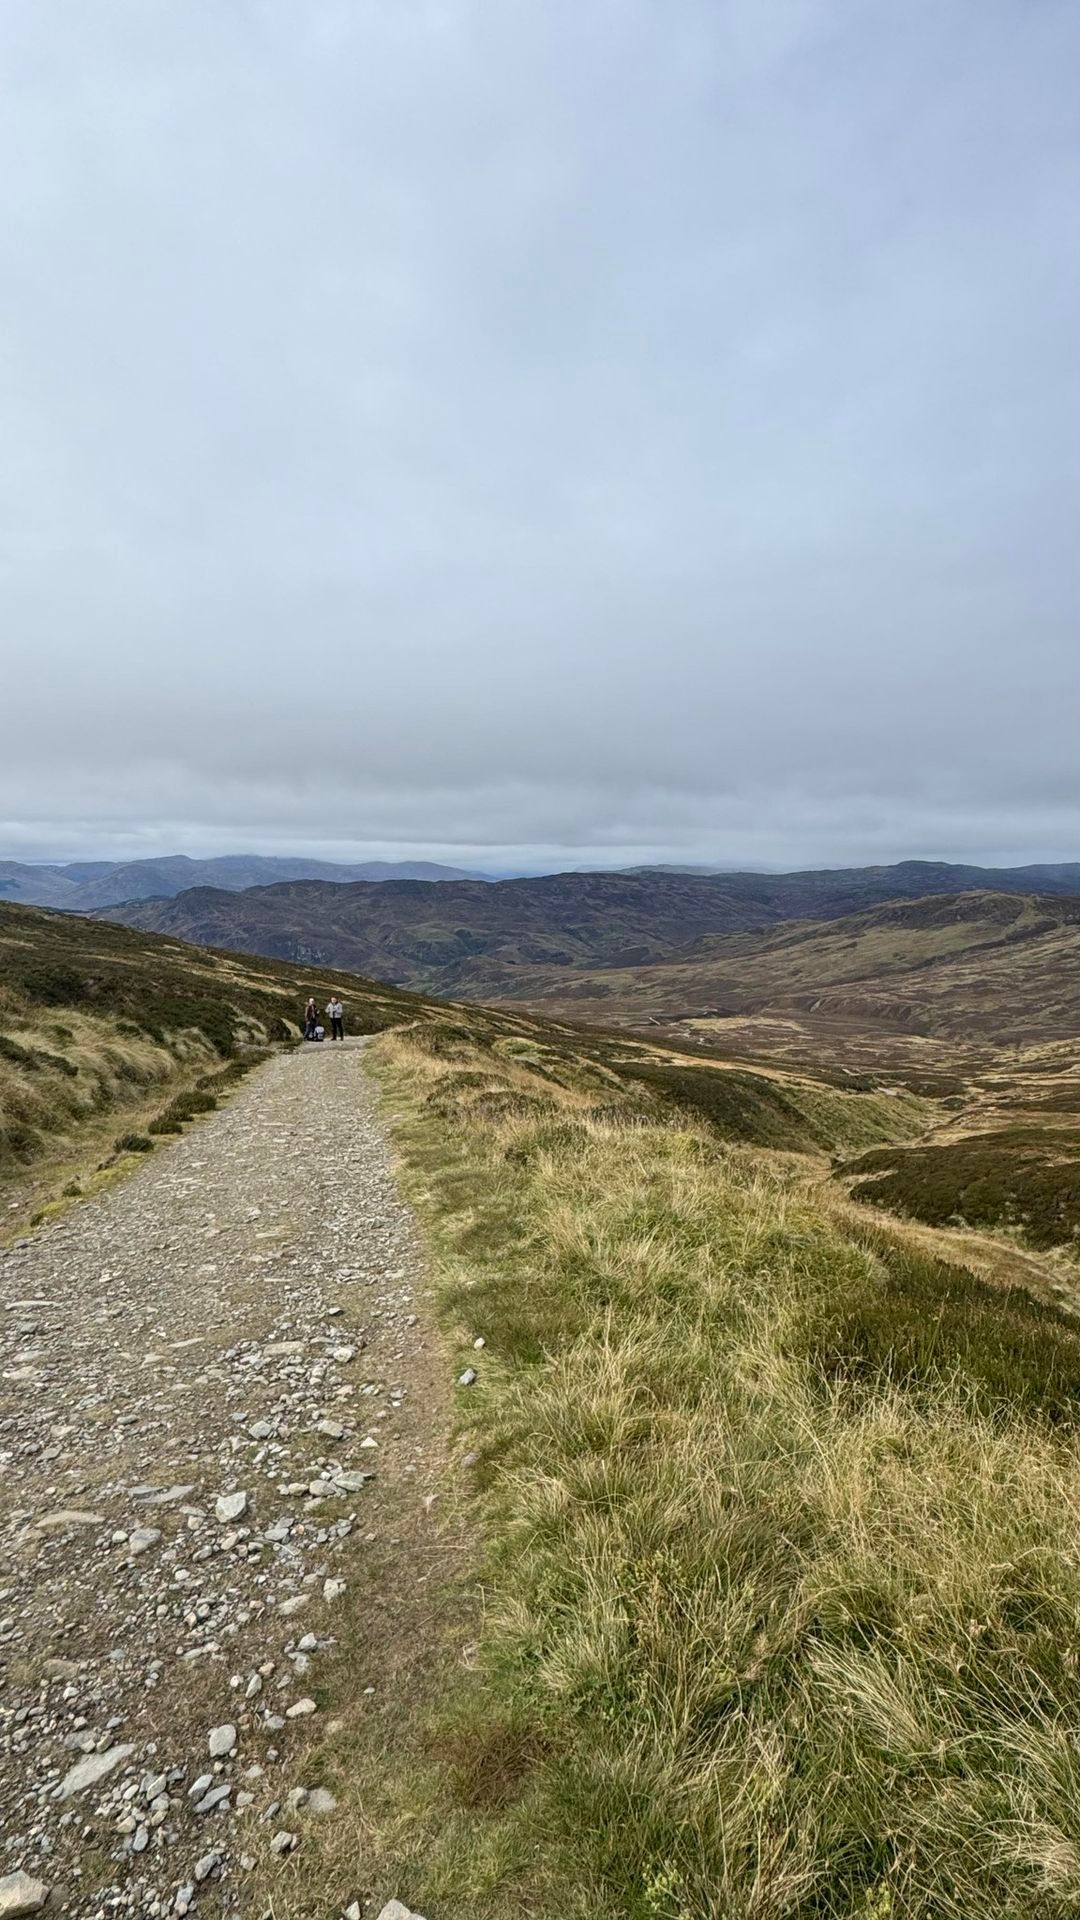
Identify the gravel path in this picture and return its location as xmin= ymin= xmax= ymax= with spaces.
xmin=0 ymin=1039 xmax=440 ymax=1919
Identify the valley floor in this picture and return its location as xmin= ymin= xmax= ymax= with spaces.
xmin=0 ymin=1040 xmax=463 ymax=1919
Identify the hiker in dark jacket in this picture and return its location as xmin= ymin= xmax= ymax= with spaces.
xmin=303 ymin=997 xmax=318 ymax=1040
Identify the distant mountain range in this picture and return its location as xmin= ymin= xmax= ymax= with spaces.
xmin=0 ymin=854 xmax=480 ymax=912
xmin=101 ymin=858 xmax=1080 ymax=997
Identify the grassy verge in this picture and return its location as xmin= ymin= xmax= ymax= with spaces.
xmin=367 ymin=1018 xmax=1080 ymax=1920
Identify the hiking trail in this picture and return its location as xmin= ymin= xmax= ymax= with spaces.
xmin=0 ymin=1039 xmax=446 ymax=1919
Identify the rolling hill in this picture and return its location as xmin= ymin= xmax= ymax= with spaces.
xmin=101 ymin=859 xmax=1080 ymax=997
xmin=0 ymin=853 xmax=479 ymax=912
xmin=505 ymin=891 xmax=1080 ymax=1049
xmin=485 ymin=890 xmax=1080 ymax=1258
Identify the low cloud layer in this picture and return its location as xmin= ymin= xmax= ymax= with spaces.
xmin=2 ymin=2 xmax=1077 ymax=870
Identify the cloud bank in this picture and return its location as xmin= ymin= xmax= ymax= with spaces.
xmin=2 ymin=1 xmax=1077 ymax=869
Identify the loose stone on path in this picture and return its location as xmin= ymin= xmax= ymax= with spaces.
xmin=0 ymin=1872 xmax=49 ymax=1917
xmin=56 ymin=1742 xmax=136 ymax=1800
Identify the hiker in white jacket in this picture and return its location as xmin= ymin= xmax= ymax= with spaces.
xmin=325 ymin=997 xmax=345 ymax=1042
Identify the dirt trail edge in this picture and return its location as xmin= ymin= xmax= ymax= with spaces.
xmin=0 ymin=1037 xmax=455 ymax=1919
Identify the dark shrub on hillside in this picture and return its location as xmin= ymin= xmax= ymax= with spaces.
xmin=16 ymin=963 xmax=88 ymax=1006
xmin=149 ymin=1088 xmax=217 ymax=1134
xmin=139 ymin=994 xmax=238 ymax=1056
xmin=1 ymin=1120 xmax=42 ymax=1164
xmin=0 ymin=1034 xmax=37 ymax=1069
xmin=847 ymin=1135 xmax=1080 ymax=1248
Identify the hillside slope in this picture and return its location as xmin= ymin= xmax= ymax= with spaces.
xmin=507 ymin=891 xmax=1080 ymax=1047
xmin=102 ymin=860 xmax=1080 ymax=995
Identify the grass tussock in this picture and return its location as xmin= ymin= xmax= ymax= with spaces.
xmin=372 ymin=1019 xmax=1080 ymax=1920
xmin=0 ymin=1008 xmax=184 ymax=1170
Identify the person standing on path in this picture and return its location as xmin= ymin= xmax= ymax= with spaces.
xmin=326 ymin=995 xmax=345 ymax=1041
xmin=304 ymin=996 xmax=318 ymax=1040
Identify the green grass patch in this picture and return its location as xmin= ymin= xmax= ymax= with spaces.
xmin=810 ymin=1223 xmax=1080 ymax=1421
xmin=616 ymin=1058 xmax=928 ymax=1155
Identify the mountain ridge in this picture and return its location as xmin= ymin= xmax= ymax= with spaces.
xmin=101 ymin=858 xmax=1080 ymax=997
xmin=0 ymin=853 xmax=481 ymax=912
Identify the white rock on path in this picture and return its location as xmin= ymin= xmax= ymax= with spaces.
xmin=35 ymin=1509 xmax=104 ymax=1531
xmin=0 ymin=1871 xmax=49 ymax=1916
xmin=376 ymin=1903 xmax=429 ymax=1920
xmin=56 ymin=1741 xmax=135 ymax=1800
xmin=215 ymin=1490 xmax=248 ymax=1522
xmin=194 ymin=1783 xmax=231 ymax=1814
xmin=208 ymin=1722 xmax=237 ymax=1758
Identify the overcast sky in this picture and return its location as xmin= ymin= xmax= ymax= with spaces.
xmin=1 ymin=1 xmax=1077 ymax=873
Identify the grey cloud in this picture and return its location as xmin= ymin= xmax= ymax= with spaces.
xmin=1 ymin=1 xmax=1077 ymax=869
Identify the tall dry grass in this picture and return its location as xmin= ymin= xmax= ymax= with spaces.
xmin=373 ymin=1021 xmax=1080 ymax=1920
xmin=0 ymin=1011 xmax=185 ymax=1160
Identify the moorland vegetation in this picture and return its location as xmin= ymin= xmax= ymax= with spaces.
xmin=504 ymin=892 xmax=1080 ymax=1264
xmin=323 ymin=1011 xmax=1080 ymax=1920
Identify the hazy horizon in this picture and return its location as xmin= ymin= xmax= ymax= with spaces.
xmin=4 ymin=841 xmax=1080 ymax=883
xmin=3 ymin=3 xmax=1078 ymax=870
